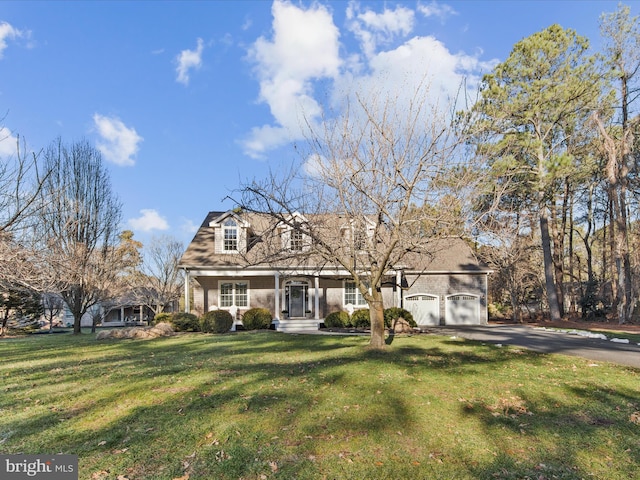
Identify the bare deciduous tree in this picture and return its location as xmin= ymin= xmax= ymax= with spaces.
xmin=129 ymin=235 xmax=184 ymax=317
xmin=0 ymin=133 xmax=57 ymax=294
xmin=41 ymin=292 xmax=65 ymax=333
xmin=37 ymin=138 xmax=125 ymax=334
xmin=235 ymin=81 xmax=495 ymax=348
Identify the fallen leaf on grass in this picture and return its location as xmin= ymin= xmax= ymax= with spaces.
xmin=91 ymin=471 xmax=109 ymax=480
xmin=269 ymin=461 xmax=278 ymax=472
xmin=630 ymin=412 xmax=640 ymax=425
xmin=97 ymin=441 xmax=107 ymax=446
xmin=172 ymin=475 xmax=189 ymax=480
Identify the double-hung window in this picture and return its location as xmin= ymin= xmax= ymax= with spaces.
xmin=344 ymin=281 xmax=368 ymax=307
xmin=219 ymin=281 xmax=249 ymax=307
xmin=223 ymin=219 xmax=238 ymax=252
xmin=290 ymin=228 xmax=304 ymax=251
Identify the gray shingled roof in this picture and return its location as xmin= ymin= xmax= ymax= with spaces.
xmin=179 ymin=210 xmax=490 ymax=273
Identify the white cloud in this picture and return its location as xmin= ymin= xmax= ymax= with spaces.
xmin=176 ymin=38 xmax=204 ymax=85
xmin=417 ymin=1 xmax=458 ymax=21
xmin=347 ymin=2 xmax=415 ymax=58
xmin=243 ymin=0 xmax=495 ymax=159
xmin=0 ymin=22 xmax=22 ymax=59
xmin=93 ymin=114 xmax=143 ymax=166
xmin=128 ymin=209 xmax=169 ymax=232
xmin=0 ymin=127 xmax=18 ymax=158
xmin=180 ymin=218 xmax=199 ymax=234
xmin=243 ymin=0 xmax=341 ymax=158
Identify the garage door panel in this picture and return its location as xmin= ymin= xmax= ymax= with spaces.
xmin=446 ymin=294 xmax=479 ymax=325
xmin=405 ymin=294 xmax=439 ymax=326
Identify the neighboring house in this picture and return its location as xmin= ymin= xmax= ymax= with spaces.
xmin=179 ymin=210 xmax=491 ymax=332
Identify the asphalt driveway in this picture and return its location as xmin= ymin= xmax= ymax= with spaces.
xmin=423 ymin=324 xmax=640 ymax=368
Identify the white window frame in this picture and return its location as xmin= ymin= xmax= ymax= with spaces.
xmin=222 ymin=219 xmax=238 ymax=252
xmin=343 ymin=280 xmax=369 ymax=308
xmin=218 ymin=280 xmax=250 ymax=308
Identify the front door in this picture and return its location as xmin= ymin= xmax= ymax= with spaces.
xmin=288 ymin=284 xmax=306 ymax=317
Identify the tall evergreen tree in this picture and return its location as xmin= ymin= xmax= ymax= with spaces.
xmin=469 ymin=25 xmax=602 ymax=321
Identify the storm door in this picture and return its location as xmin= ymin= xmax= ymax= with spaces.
xmin=286 ymin=282 xmax=309 ymax=318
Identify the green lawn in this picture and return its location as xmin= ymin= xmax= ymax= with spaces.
xmin=1 ymin=331 xmax=639 ymax=480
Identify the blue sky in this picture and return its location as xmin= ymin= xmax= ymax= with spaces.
xmin=0 ymin=0 xmax=635 ymax=247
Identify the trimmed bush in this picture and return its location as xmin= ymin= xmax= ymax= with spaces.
xmin=323 ymin=311 xmax=350 ymax=328
xmin=241 ymin=308 xmax=272 ymax=330
xmin=153 ymin=312 xmax=172 ymax=325
xmin=170 ymin=312 xmax=200 ymax=332
xmin=351 ymin=309 xmax=370 ymax=328
xmin=200 ymin=310 xmax=234 ymax=333
xmin=384 ymin=307 xmax=416 ymax=328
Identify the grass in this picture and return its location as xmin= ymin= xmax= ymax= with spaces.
xmin=1 ymin=330 xmax=639 ymax=480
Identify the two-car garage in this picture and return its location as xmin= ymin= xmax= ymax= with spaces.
xmin=405 ymin=293 xmax=481 ymax=326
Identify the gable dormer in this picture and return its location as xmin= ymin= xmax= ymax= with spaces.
xmin=278 ymin=212 xmax=311 ymax=252
xmin=341 ymin=216 xmax=376 ymax=251
xmin=209 ymin=211 xmax=251 ymax=254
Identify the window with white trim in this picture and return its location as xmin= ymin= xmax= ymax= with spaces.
xmin=290 ymin=228 xmax=304 ymax=251
xmin=219 ymin=281 xmax=249 ymax=307
xmin=344 ymin=281 xmax=368 ymax=307
xmin=223 ymin=219 xmax=238 ymax=252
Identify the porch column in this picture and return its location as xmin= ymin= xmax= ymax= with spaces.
xmin=120 ymin=307 xmax=124 ymax=322
xmin=396 ymin=270 xmax=402 ymax=308
xmin=184 ymin=270 xmax=190 ymax=313
xmin=314 ymin=274 xmax=320 ymax=320
xmin=274 ymin=272 xmax=280 ymax=320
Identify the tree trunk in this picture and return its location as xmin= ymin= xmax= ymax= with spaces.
xmin=550 ymin=198 xmax=565 ymax=317
xmin=368 ymin=289 xmax=386 ymax=349
xmin=540 ymin=208 xmax=562 ymax=322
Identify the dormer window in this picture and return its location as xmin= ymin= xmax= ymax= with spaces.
xmin=290 ymin=228 xmax=304 ymax=251
xmin=342 ymin=218 xmax=375 ymax=251
xmin=279 ymin=213 xmax=310 ymax=252
xmin=223 ymin=219 xmax=238 ymax=252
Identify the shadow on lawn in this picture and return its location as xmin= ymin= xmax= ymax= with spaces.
xmin=459 ymin=381 xmax=640 ymax=479
xmin=5 ymin=331 xmax=637 ymax=479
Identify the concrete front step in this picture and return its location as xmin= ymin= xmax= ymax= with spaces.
xmin=274 ymin=319 xmax=321 ymax=333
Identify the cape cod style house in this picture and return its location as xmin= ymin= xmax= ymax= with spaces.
xmin=178 ymin=210 xmax=491 ymax=332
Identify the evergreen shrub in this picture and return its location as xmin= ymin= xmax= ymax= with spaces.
xmin=241 ymin=308 xmax=272 ymax=330
xmin=351 ymin=309 xmax=370 ymax=328
xmin=200 ymin=310 xmax=234 ymax=333
xmin=383 ymin=307 xmax=416 ymax=328
xmin=323 ymin=311 xmax=350 ymax=328
xmin=153 ymin=312 xmax=172 ymax=325
xmin=170 ymin=312 xmax=200 ymax=332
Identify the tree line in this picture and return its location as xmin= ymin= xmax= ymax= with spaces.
xmin=469 ymin=5 xmax=640 ymax=324
xmin=0 ymin=136 xmax=184 ymax=335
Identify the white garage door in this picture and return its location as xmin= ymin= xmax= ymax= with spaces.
xmin=446 ymin=294 xmax=480 ymax=325
xmin=405 ymin=294 xmax=440 ymax=326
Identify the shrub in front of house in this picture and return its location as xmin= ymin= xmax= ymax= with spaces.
xmin=323 ymin=311 xmax=350 ymax=328
xmin=153 ymin=312 xmax=172 ymax=325
xmin=241 ymin=308 xmax=272 ymax=330
xmin=200 ymin=310 xmax=234 ymax=333
xmin=383 ymin=307 xmax=416 ymax=328
xmin=170 ymin=312 xmax=201 ymax=332
xmin=350 ymin=309 xmax=370 ymax=328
